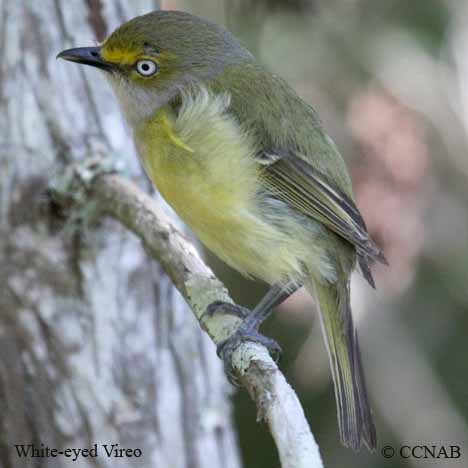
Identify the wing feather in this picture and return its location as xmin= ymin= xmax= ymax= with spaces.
xmin=259 ymin=150 xmax=387 ymax=283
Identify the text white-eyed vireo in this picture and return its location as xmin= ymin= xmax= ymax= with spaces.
xmin=58 ymin=10 xmax=387 ymax=451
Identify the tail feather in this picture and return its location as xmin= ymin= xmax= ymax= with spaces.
xmin=308 ymin=279 xmax=377 ymax=451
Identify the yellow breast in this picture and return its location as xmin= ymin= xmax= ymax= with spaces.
xmin=133 ymin=87 xmax=325 ymax=284
xmin=136 ymin=91 xmax=255 ymax=217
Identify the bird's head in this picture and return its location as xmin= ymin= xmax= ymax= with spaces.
xmin=57 ymin=10 xmax=252 ymax=127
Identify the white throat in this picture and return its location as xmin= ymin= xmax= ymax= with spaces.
xmin=104 ymin=73 xmax=168 ymax=129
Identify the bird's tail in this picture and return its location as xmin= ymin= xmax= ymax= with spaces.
xmin=306 ymin=279 xmax=377 ymax=451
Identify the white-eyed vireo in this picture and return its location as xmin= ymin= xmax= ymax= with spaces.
xmin=58 ymin=10 xmax=387 ymax=451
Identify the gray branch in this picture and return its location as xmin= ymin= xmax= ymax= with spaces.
xmin=55 ymin=169 xmax=324 ymax=468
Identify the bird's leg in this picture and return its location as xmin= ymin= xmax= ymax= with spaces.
xmin=204 ymin=280 xmax=301 ymax=384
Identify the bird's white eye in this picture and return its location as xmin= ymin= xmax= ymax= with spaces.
xmin=135 ymin=59 xmax=158 ymax=76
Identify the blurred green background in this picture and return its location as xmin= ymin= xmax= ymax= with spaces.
xmin=165 ymin=0 xmax=468 ymax=466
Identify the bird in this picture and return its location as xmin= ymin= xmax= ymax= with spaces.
xmin=58 ymin=10 xmax=387 ymax=451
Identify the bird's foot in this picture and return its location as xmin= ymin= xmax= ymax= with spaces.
xmin=204 ymin=301 xmax=250 ymax=320
xmin=203 ymin=301 xmax=282 ymax=385
xmin=217 ymin=327 xmax=282 ymax=386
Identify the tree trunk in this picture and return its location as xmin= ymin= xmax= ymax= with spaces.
xmin=0 ymin=2 xmax=241 ymax=467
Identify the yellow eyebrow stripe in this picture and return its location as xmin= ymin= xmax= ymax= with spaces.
xmin=100 ymin=47 xmax=141 ymax=65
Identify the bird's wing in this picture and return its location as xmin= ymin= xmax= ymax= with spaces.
xmin=258 ymin=150 xmax=387 ymax=285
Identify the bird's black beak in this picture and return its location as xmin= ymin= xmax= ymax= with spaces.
xmin=56 ymin=47 xmax=114 ymax=72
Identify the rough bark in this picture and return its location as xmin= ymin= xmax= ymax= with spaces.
xmin=0 ymin=2 xmax=241 ymax=468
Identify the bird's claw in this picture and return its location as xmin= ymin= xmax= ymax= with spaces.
xmin=202 ymin=301 xmax=282 ymax=385
xmin=204 ymin=301 xmax=250 ymax=320
xmin=217 ymin=328 xmax=282 ymax=386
